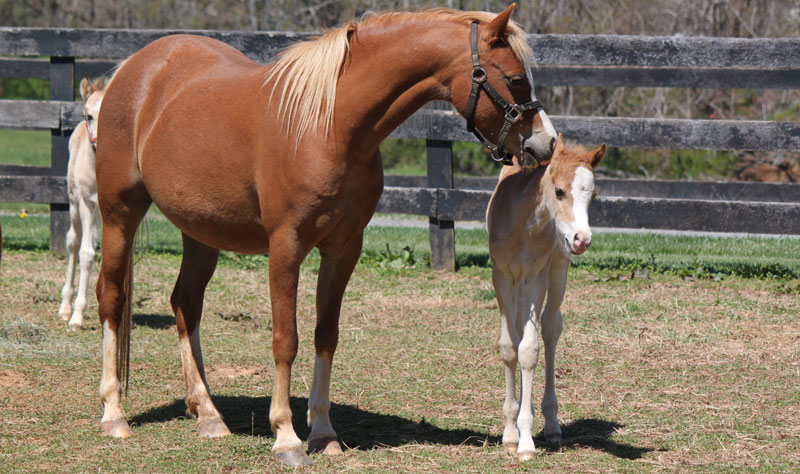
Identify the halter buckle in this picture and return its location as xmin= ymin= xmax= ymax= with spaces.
xmin=471 ymin=67 xmax=487 ymax=83
xmin=505 ymin=105 xmax=522 ymax=123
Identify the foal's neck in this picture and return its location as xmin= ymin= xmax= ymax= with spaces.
xmin=333 ymin=21 xmax=465 ymax=156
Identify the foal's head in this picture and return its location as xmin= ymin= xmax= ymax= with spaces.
xmin=545 ymin=134 xmax=605 ymax=255
xmin=79 ymin=76 xmax=108 ymax=148
xmin=448 ymin=4 xmax=557 ymax=166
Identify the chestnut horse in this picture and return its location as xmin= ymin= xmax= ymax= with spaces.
xmin=95 ymin=5 xmax=556 ymax=466
xmin=487 ymin=134 xmax=604 ymax=460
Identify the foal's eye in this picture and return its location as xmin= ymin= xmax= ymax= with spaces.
xmin=506 ymin=75 xmax=526 ymax=87
xmin=86 ymin=115 xmax=94 ymax=122
xmin=555 ymin=187 xmax=566 ymax=200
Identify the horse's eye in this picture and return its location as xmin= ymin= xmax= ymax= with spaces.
xmin=555 ymin=187 xmax=566 ymax=200
xmin=506 ymin=75 xmax=525 ymax=87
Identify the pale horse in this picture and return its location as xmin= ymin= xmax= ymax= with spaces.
xmin=487 ymin=133 xmax=605 ymax=460
xmin=58 ymin=76 xmax=108 ymax=330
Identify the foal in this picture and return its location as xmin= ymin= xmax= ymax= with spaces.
xmin=487 ymin=134 xmax=604 ymax=460
xmin=58 ymin=77 xmax=107 ymax=330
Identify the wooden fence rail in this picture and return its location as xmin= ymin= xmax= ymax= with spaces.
xmin=0 ymin=28 xmax=798 ymax=269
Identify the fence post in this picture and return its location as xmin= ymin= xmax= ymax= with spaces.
xmin=49 ymin=56 xmax=74 ymax=256
xmin=426 ymin=139 xmax=455 ymax=271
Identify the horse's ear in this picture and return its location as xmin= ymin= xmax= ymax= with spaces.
xmin=79 ymin=77 xmax=92 ymax=100
xmin=591 ymin=143 xmax=606 ymax=169
xmin=487 ymin=3 xmax=516 ymax=42
xmin=555 ymin=133 xmax=565 ymax=151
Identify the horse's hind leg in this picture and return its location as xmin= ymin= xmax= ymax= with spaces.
xmin=67 ymin=197 xmax=98 ymax=330
xmin=96 ymin=188 xmax=150 ymax=438
xmin=307 ymin=235 xmax=363 ymax=456
xmin=58 ymin=200 xmax=81 ymax=321
xmin=170 ymin=233 xmax=229 ymax=438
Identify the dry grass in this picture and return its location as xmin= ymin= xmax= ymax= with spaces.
xmin=1 ymin=250 xmax=798 ymax=472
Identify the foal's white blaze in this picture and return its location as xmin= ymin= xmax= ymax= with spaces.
xmin=557 ymin=166 xmax=595 ymax=255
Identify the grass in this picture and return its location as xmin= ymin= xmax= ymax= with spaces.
xmin=1 ymin=240 xmax=798 ymax=472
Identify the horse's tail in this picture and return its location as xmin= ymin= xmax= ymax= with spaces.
xmin=117 ymin=217 xmax=149 ymax=397
xmin=117 ymin=243 xmax=133 ymax=397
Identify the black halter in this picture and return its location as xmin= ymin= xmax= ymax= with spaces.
xmin=465 ymin=21 xmax=544 ymax=166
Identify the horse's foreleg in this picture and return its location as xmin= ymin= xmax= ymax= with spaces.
xmin=492 ymin=268 xmax=521 ymax=454
xmin=170 ymin=234 xmax=228 ymax=438
xmin=67 ymin=198 xmax=97 ymax=330
xmin=307 ymin=235 xmax=363 ymax=455
xmin=540 ymin=258 xmax=568 ymax=444
xmin=268 ymin=231 xmax=311 ymax=467
xmin=58 ymin=202 xmax=81 ymax=321
xmin=516 ymin=274 xmax=547 ymax=461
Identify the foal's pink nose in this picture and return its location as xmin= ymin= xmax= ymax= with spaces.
xmin=572 ymin=231 xmax=592 ymax=254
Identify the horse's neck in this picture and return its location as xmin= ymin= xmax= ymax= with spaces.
xmin=333 ymin=22 xmax=463 ymax=156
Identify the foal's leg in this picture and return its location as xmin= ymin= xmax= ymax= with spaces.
xmin=170 ymin=233 xmax=229 ymax=437
xmin=267 ymin=230 xmax=311 ymax=467
xmin=96 ymin=195 xmax=150 ymax=438
xmin=516 ymin=271 xmax=547 ymax=460
xmin=67 ymin=198 xmax=98 ymax=330
xmin=58 ymin=200 xmax=81 ymax=321
xmin=492 ymin=267 xmax=522 ymax=454
xmin=307 ymin=235 xmax=363 ymax=455
xmin=540 ymin=257 xmax=568 ymax=444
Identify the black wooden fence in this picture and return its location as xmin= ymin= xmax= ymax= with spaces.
xmin=1 ymin=28 xmax=799 ymax=270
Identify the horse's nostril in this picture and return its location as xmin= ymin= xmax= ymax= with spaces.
xmin=549 ymin=137 xmax=556 ymax=152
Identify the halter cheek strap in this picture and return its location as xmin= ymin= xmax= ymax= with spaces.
xmin=464 ymin=21 xmax=545 ymax=167
xmin=83 ymin=102 xmax=97 ymax=152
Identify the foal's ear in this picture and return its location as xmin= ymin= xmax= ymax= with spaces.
xmin=79 ymin=77 xmax=92 ymax=100
xmin=487 ymin=3 xmax=516 ymax=42
xmin=591 ymin=143 xmax=606 ymax=169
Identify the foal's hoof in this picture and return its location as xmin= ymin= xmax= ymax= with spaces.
xmin=517 ymin=450 xmax=536 ymax=461
xmin=308 ymin=436 xmax=342 ymax=455
xmin=58 ymin=310 xmax=71 ymax=322
xmin=274 ymin=447 xmax=313 ymax=467
xmin=67 ymin=321 xmax=82 ymax=331
xmin=197 ymin=418 xmax=231 ymax=438
xmin=502 ymin=443 xmax=518 ymax=455
xmin=101 ymin=419 xmax=132 ymax=438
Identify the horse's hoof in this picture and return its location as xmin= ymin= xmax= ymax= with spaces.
xmin=274 ymin=447 xmax=313 ymax=467
xmin=58 ymin=310 xmax=70 ymax=321
xmin=517 ymin=450 xmax=536 ymax=461
xmin=197 ymin=418 xmax=231 ymax=438
xmin=101 ymin=419 xmax=132 ymax=438
xmin=308 ymin=436 xmax=342 ymax=455
xmin=68 ymin=321 xmax=81 ymax=331
xmin=545 ymin=432 xmax=562 ymax=444
xmin=502 ymin=443 xmax=518 ymax=455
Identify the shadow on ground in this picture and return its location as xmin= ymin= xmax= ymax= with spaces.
xmin=129 ymin=396 xmax=654 ymax=458
xmin=132 ymin=313 xmax=174 ymax=330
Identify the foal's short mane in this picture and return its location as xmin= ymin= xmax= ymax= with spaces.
xmin=265 ymin=9 xmax=534 ymax=146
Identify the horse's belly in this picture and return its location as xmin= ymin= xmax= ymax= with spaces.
xmin=146 ymin=177 xmax=268 ymax=254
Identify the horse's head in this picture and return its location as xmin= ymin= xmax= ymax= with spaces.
xmin=545 ymin=134 xmax=605 ymax=255
xmin=79 ymin=76 xmax=108 ymax=151
xmin=449 ymin=4 xmax=556 ymax=167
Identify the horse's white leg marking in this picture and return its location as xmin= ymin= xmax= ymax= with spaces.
xmin=541 ymin=256 xmax=568 ymax=443
xmin=99 ymin=320 xmax=130 ymax=436
xmin=68 ymin=198 xmax=97 ymax=330
xmin=58 ymin=204 xmax=81 ymax=321
xmin=493 ymin=268 xmax=521 ymax=450
xmin=307 ymin=354 xmax=337 ymax=445
xmin=516 ymin=271 xmax=547 ymax=459
xmin=179 ymin=326 xmax=229 ymax=436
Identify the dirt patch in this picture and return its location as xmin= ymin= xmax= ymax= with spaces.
xmin=206 ymin=365 xmax=270 ymax=382
xmin=0 ymin=369 xmax=29 ymax=388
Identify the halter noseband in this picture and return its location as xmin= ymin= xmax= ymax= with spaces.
xmin=465 ymin=21 xmax=545 ymax=167
xmin=83 ymin=101 xmax=97 ymax=152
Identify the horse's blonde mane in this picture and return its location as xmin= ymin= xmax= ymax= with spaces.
xmin=265 ymin=8 xmax=534 ymax=146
